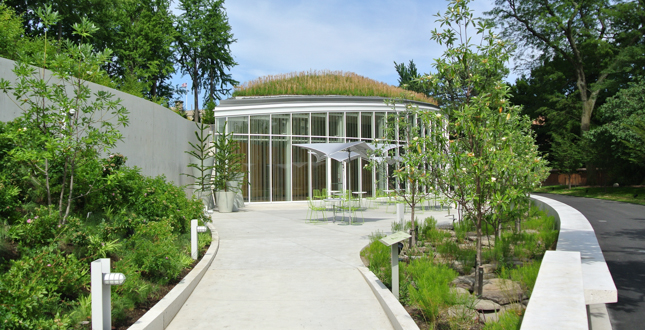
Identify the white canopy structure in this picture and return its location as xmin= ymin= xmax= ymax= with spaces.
xmin=293 ymin=142 xmax=402 ymax=197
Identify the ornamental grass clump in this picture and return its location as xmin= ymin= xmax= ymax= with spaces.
xmin=233 ymin=70 xmax=437 ymax=105
xmin=405 ymin=258 xmax=458 ymax=324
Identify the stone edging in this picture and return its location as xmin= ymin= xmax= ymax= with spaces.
xmin=127 ymin=223 xmax=219 ymax=330
xmin=357 ymin=266 xmax=420 ymax=330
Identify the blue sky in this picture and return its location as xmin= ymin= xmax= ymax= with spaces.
xmin=171 ymin=0 xmax=502 ymax=110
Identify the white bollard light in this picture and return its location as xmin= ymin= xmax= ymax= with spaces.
xmin=396 ymin=203 xmax=405 ymax=222
xmin=191 ymin=219 xmax=208 ymax=260
xmin=92 ymin=258 xmax=126 ymax=330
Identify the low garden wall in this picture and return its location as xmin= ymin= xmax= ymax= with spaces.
xmin=525 ymin=194 xmax=617 ymax=330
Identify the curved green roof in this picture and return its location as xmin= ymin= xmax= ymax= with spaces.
xmin=232 ymin=70 xmax=437 ymax=105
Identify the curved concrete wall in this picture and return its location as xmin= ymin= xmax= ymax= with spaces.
xmin=0 ymin=57 xmax=200 ymax=193
xmin=525 ymin=194 xmax=617 ymax=330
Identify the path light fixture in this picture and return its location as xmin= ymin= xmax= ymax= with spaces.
xmin=91 ymin=258 xmax=126 ymax=330
xmin=379 ymin=231 xmax=411 ymax=299
xmin=191 ymin=219 xmax=208 ymax=260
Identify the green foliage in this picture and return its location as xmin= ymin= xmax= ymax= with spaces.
xmin=0 ymin=3 xmax=25 ymax=60
xmin=405 ymin=258 xmax=459 ymax=324
xmin=394 ymin=60 xmax=429 ymax=95
xmin=8 ymin=207 xmax=63 ymax=250
xmin=213 ymin=122 xmax=246 ymax=191
xmin=586 ymin=78 xmax=645 ymax=183
xmin=233 ymin=70 xmax=437 ymax=104
xmin=360 ymin=232 xmax=392 ymax=288
xmin=0 ymin=246 xmax=88 ymax=329
xmin=185 ymin=120 xmax=216 ymax=193
xmin=550 ymin=132 xmax=589 ymax=188
xmin=0 ymin=11 xmax=129 ymax=224
xmin=127 ymin=221 xmax=191 ymax=285
xmin=482 ymin=310 xmax=522 ymax=330
xmin=175 ymin=0 xmax=238 ymax=121
xmin=488 ymin=0 xmax=645 ymax=137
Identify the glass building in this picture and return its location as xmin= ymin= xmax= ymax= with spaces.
xmin=214 ymin=95 xmax=440 ymax=203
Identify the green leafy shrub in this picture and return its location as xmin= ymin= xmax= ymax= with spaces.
xmin=361 ymin=231 xmax=392 ymax=287
xmin=127 ymin=221 xmax=190 ymax=285
xmin=9 ymin=207 xmax=63 ymax=249
xmin=0 ymin=246 xmax=88 ymax=329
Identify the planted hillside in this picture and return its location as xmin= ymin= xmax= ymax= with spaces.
xmin=0 ymin=8 xmax=211 ymax=329
xmin=233 ymin=70 xmax=437 ymax=105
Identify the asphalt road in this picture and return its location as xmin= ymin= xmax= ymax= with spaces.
xmin=535 ymin=193 xmax=645 ymax=330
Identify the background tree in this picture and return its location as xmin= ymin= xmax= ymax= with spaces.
xmin=174 ymin=0 xmax=238 ymax=122
xmin=488 ymin=0 xmax=645 ymax=182
xmin=586 ymin=77 xmax=645 ymax=183
xmin=550 ymin=132 xmax=588 ymax=189
xmin=112 ymin=0 xmax=177 ymax=100
xmin=394 ymin=60 xmax=428 ymax=95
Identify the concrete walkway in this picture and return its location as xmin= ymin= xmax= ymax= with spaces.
xmin=166 ymin=201 xmax=453 ymax=329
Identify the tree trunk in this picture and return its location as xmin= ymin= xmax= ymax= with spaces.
xmin=193 ymin=59 xmax=200 ymax=123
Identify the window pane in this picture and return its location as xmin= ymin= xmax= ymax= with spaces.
xmin=312 ymin=137 xmax=327 ymax=196
xmin=361 ymin=159 xmax=373 ymax=197
xmin=216 ymin=118 xmax=226 ymax=133
xmin=233 ymin=135 xmax=249 ymax=201
xmin=329 ymin=113 xmax=343 ymax=137
xmin=272 ymin=114 xmax=290 ymax=135
xmin=361 ymin=113 xmax=372 ymax=139
xmin=250 ymin=136 xmax=270 ymax=201
xmin=228 ymin=117 xmax=248 ymax=134
xmin=251 ymin=115 xmax=269 ymax=134
xmin=346 ymin=112 xmax=358 ymax=138
xmin=375 ymin=113 xmax=385 ymax=139
xmin=312 ymin=113 xmax=326 ymax=136
xmin=272 ymin=136 xmax=290 ymax=201
xmin=292 ymin=137 xmax=309 ymax=201
xmin=292 ymin=113 xmax=309 ymax=136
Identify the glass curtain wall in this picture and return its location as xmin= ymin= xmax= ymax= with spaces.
xmin=217 ymin=110 xmax=402 ymax=202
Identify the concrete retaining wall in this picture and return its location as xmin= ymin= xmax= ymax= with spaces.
xmin=0 ymin=57 xmax=200 ymax=192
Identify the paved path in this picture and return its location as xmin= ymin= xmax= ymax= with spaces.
xmin=167 ymin=201 xmax=453 ymax=330
xmin=535 ymin=193 xmax=645 ymax=330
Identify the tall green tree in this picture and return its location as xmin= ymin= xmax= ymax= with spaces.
xmin=175 ymin=0 xmax=238 ymax=122
xmin=488 ymin=0 xmax=645 ymax=181
xmin=417 ymin=0 xmax=548 ymax=295
xmin=586 ymin=77 xmax=645 ymax=183
xmin=112 ymin=0 xmax=177 ymax=100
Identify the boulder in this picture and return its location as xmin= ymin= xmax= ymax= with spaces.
xmin=481 ymin=278 xmax=523 ymax=305
xmin=450 ymin=287 xmax=471 ymax=299
xmin=446 ymin=306 xmax=478 ymax=321
xmin=474 ymin=299 xmax=502 ymax=311
xmin=451 ymin=275 xmax=475 ymax=291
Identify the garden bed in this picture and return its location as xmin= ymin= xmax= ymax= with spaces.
xmin=361 ymin=208 xmax=558 ymax=330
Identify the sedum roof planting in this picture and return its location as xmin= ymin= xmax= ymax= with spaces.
xmin=232 ymin=70 xmax=437 ymax=105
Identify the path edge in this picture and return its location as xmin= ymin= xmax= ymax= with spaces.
xmin=127 ymin=222 xmax=220 ymax=330
xmin=358 ymin=266 xmax=420 ymax=330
